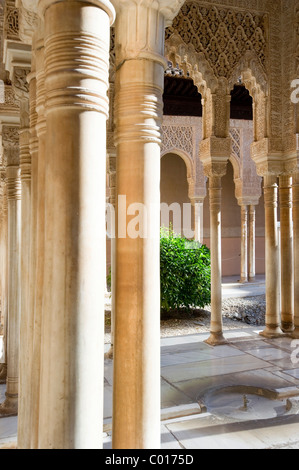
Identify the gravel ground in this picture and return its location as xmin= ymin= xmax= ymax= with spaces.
xmin=104 ymin=294 xmax=266 ymax=343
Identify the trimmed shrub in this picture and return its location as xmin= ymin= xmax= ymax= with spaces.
xmin=160 ymin=227 xmax=211 ymax=314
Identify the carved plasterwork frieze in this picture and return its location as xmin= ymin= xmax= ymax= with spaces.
xmin=230 ymin=127 xmax=241 ymax=159
xmin=166 ymin=1 xmax=267 ymax=81
xmin=161 ymin=124 xmax=193 ymax=157
xmin=12 ymin=67 xmax=30 ymax=95
xmin=3 ymin=85 xmax=20 ymax=110
xmin=2 ymin=125 xmax=19 ymax=147
xmin=5 ymin=3 xmax=19 ymax=41
xmin=2 ymin=125 xmax=20 ymax=166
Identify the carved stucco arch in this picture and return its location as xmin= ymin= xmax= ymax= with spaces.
xmin=229 ymin=54 xmax=269 ymax=143
xmin=165 ymin=33 xmax=217 ymax=96
xmin=161 ymin=147 xmax=196 ymax=201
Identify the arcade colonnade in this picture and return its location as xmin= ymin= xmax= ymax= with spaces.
xmin=0 ymin=0 xmax=298 ymax=450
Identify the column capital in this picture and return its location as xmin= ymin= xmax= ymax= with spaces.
xmin=111 ymin=0 xmax=185 ymax=26
xmin=112 ymin=0 xmax=184 ymax=67
xmin=203 ymin=160 xmax=227 ymax=179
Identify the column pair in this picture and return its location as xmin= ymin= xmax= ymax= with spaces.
xmin=260 ymin=173 xmax=294 ymax=337
xmin=239 ymin=203 xmax=257 ymax=283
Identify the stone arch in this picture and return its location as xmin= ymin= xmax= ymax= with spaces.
xmin=228 ymin=53 xmax=268 ymax=143
xmin=165 ymin=33 xmax=218 ymax=96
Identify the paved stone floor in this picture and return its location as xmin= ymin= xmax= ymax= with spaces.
xmin=102 ymin=327 xmax=299 ymax=449
xmin=2 ymin=276 xmax=299 ymax=449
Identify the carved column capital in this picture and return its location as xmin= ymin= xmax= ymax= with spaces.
xmin=111 ymin=0 xmax=185 ymax=26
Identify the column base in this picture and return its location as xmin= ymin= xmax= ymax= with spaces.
xmin=104 ymin=345 xmax=114 ymax=359
xmin=259 ymin=325 xmax=284 ymax=338
xmin=281 ymin=321 xmax=294 ymax=334
xmin=290 ymin=327 xmax=299 ymax=339
xmin=204 ymin=332 xmax=228 ymax=346
xmin=0 ymin=363 xmax=7 ymax=384
xmin=0 ymin=393 xmax=18 ymax=417
xmin=248 ymin=277 xmax=256 ymax=282
xmin=239 ymin=278 xmax=248 ymax=284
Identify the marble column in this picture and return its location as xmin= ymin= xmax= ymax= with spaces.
xmin=37 ymin=0 xmax=115 ymax=449
xmin=279 ymin=175 xmax=294 ymax=332
xmin=249 ymin=204 xmax=256 ymax=281
xmin=204 ymin=163 xmax=227 ymax=346
xmin=30 ymin=29 xmax=47 ymax=449
xmin=0 ymin=180 xmax=8 ymax=384
xmin=111 ymin=0 xmax=184 ymax=449
xmin=292 ymin=172 xmax=299 ymax=338
xmin=240 ymin=204 xmax=248 ymax=283
xmin=17 ymin=99 xmax=31 ymax=447
xmin=260 ymin=173 xmax=282 ymax=338
xmin=0 ymin=128 xmax=21 ymax=416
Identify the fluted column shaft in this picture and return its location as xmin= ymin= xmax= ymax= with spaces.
xmin=37 ymin=0 xmax=115 ymax=449
xmin=240 ymin=205 xmax=248 ymax=283
xmin=0 ymin=154 xmax=21 ymax=416
xmin=279 ymin=175 xmax=294 ymax=332
xmin=260 ymin=174 xmax=282 ymax=337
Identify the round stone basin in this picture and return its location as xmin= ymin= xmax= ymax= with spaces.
xmin=203 ymin=387 xmax=288 ymax=421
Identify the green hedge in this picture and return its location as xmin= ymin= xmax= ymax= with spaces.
xmin=160 ymin=227 xmax=211 ymax=313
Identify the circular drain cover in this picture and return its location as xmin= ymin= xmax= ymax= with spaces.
xmin=205 ymin=391 xmax=287 ymax=421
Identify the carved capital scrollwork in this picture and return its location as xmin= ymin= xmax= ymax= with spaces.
xmin=5 ymin=2 xmax=19 ymax=41
xmin=12 ymin=67 xmax=30 ymax=95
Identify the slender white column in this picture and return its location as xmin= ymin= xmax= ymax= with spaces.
xmin=0 ymin=138 xmax=21 ymax=416
xmin=279 ymin=175 xmax=294 ymax=332
xmin=240 ymin=204 xmax=248 ymax=283
xmin=204 ymin=166 xmax=227 ymax=346
xmin=17 ymin=102 xmax=31 ymax=447
xmin=249 ymin=204 xmax=256 ymax=281
xmin=260 ymin=174 xmax=282 ymax=338
xmin=30 ymin=30 xmax=47 ymax=449
xmin=292 ymin=172 xmax=299 ymax=338
xmin=0 ymin=181 xmax=8 ymax=384
xmin=37 ymin=0 xmax=115 ymax=449
xmin=111 ymin=0 xmax=185 ymax=449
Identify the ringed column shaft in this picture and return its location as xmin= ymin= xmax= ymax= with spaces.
xmin=249 ymin=205 xmax=256 ymax=281
xmin=30 ymin=30 xmax=47 ymax=449
xmin=279 ymin=175 xmax=294 ymax=332
xmin=112 ymin=2 xmax=167 ymax=449
xmin=205 ymin=173 xmax=226 ymax=345
xmin=260 ymin=174 xmax=282 ymax=337
xmin=0 ymin=146 xmax=21 ymax=416
xmin=292 ymin=173 xmax=299 ymax=338
xmin=240 ymin=204 xmax=248 ymax=283
xmin=37 ymin=0 xmax=115 ymax=449
xmin=17 ymin=110 xmax=32 ymax=447
xmin=0 ymin=182 xmax=8 ymax=384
